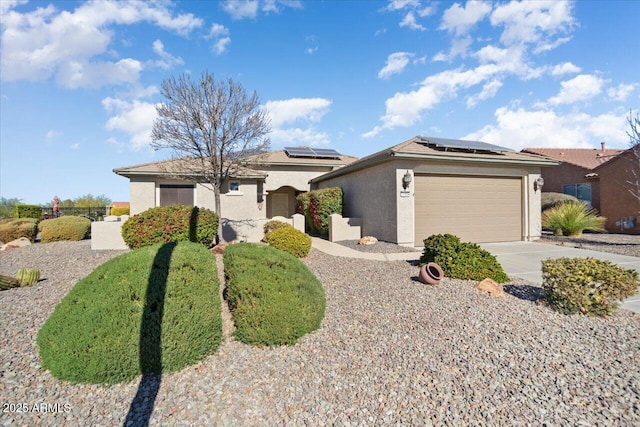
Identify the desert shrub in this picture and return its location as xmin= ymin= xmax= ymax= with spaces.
xmin=121 ymin=205 xmax=219 ymax=249
xmin=308 ymin=187 xmax=343 ymax=236
xmin=224 ymin=243 xmax=325 ymax=346
xmin=37 ymin=242 xmax=222 ymax=384
xmin=262 ymin=219 xmax=292 ymax=241
xmin=542 ymin=257 xmax=639 ymax=316
xmin=295 ymin=192 xmax=313 ymax=232
xmin=264 ymin=226 xmax=312 ymax=258
xmin=541 ymin=192 xmax=579 ymax=211
xmin=15 ymin=204 xmax=42 ymax=219
xmin=0 ymin=218 xmax=38 ymax=242
xmin=420 ymin=233 xmax=509 ymax=283
xmin=542 ymin=201 xmax=605 ymax=237
xmin=110 ymin=206 xmax=130 ymax=216
xmin=39 ymin=216 xmax=91 ymax=243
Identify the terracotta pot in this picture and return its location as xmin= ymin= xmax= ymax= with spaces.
xmin=418 ymin=262 xmax=444 ymax=285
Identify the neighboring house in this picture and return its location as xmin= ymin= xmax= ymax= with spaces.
xmin=523 ymin=144 xmax=640 ymax=233
xmin=310 ymin=136 xmax=558 ymax=246
xmin=113 ymin=148 xmax=357 ymax=240
xmin=522 ymin=143 xmax=623 ymax=212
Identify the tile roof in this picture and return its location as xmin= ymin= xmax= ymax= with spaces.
xmin=113 ymin=157 xmax=267 ymax=178
xmin=244 ymin=149 xmax=358 ymax=166
xmin=522 ymin=147 xmax=624 ymax=170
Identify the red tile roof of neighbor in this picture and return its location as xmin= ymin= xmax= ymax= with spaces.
xmin=111 ymin=202 xmax=130 ymax=208
xmin=522 ymin=143 xmax=624 ymax=170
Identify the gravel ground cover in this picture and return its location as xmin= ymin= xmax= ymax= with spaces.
xmin=335 ymin=239 xmax=421 ymax=254
xmin=539 ymin=233 xmax=640 ymax=257
xmin=1 ymin=241 xmax=639 ymax=426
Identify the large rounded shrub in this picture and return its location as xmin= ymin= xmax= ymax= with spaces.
xmin=121 ymin=205 xmax=219 ymax=249
xmin=37 ymin=241 xmax=222 ymax=384
xmin=264 ymin=225 xmax=311 ymax=258
xmin=0 ymin=218 xmax=38 ymax=242
xmin=420 ymin=233 xmax=509 ymax=283
xmin=223 ymin=243 xmax=325 ymax=346
xmin=40 ymin=216 xmax=91 ymax=243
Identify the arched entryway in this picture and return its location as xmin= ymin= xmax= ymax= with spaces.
xmin=267 ymin=186 xmax=297 ymax=218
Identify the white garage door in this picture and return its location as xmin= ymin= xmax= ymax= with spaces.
xmin=414 ymin=174 xmax=522 ymax=245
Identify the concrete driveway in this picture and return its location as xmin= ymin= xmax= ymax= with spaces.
xmin=480 ymin=241 xmax=640 ymax=314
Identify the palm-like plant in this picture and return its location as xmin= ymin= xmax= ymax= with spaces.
xmin=542 ymin=201 xmax=606 ymax=237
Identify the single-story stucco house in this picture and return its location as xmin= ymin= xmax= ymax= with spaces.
xmin=114 ymin=136 xmax=558 ymax=245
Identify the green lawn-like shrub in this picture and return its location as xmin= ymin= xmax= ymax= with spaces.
xmin=0 ymin=218 xmax=38 ymax=242
xmin=110 ymin=206 xmax=130 ymax=216
xmin=262 ymin=219 xmax=291 ymax=241
xmin=121 ymin=205 xmax=219 ymax=249
xmin=39 ymin=216 xmax=91 ymax=243
xmin=264 ymin=226 xmax=312 ymax=258
xmin=37 ymin=241 xmax=222 ymax=384
xmin=541 ymin=192 xmax=579 ymax=212
xmin=542 ymin=201 xmax=605 ymax=236
xmin=420 ymin=233 xmax=509 ymax=283
xmin=542 ymin=257 xmax=639 ymax=316
xmin=308 ymin=187 xmax=343 ymax=236
xmin=14 ymin=204 xmax=42 ymax=219
xmin=223 ymin=243 xmax=325 ymax=346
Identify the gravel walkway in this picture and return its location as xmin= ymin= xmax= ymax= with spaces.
xmin=1 ymin=241 xmax=639 ymax=425
xmin=539 ymin=233 xmax=640 ymax=257
xmin=335 ymin=240 xmax=420 ymax=254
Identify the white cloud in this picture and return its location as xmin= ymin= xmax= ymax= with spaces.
xmin=385 ymin=0 xmax=421 ymax=11
xmin=550 ymin=62 xmax=581 ymax=76
xmin=222 ymin=0 xmax=301 ymax=20
xmin=0 ymin=1 xmax=202 ymax=87
xmin=439 ymin=1 xmax=492 ymax=37
xmin=213 ymin=37 xmax=232 ymax=55
xmin=152 ymin=39 xmax=184 ymax=70
xmin=56 ymin=58 xmax=142 ymax=89
xmin=269 ymin=127 xmax=330 ymax=146
xmin=45 ymin=130 xmax=62 ymax=143
xmin=209 ymin=23 xmax=229 ymax=38
xmin=378 ymin=52 xmax=413 ymax=79
xmin=208 ymin=23 xmax=231 ymax=55
xmin=70 ymin=143 xmax=80 ymax=150
xmin=490 ymin=1 xmax=575 ymax=51
xmin=400 ymin=12 xmax=426 ymax=31
xmin=103 ymin=97 xmax=157 ymax=150
xmin=0 ymin=0 xmax=27 ymax=15
xmin=607 ymin=83 xmax=637 ymax=102
xmin=547 ymin=74 xmax=605 ymax=106
xmin=264 ymin=98 xmax=331 ymax=127
xmin=463 ymin=107 xmax=628 ymax=150
xmin=466 ymin=79 xmax=503 ymax=108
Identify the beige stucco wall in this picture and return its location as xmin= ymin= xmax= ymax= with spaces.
xmin=317 ymin=159 xmax=543 ymax=245
xmin=130 ymin=177 xmax=156 ymax=215
xmin=258 ymin=165 xmax=335 ymax=192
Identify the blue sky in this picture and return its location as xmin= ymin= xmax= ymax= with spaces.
xmin=1 ymin=0 xmax=638 ymax=205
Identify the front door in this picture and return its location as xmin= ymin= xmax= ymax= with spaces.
xmin=270 ymin=193 xmax=289 ymax=218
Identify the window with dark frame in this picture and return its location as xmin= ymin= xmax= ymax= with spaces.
xmin=562 ymin=183 xmax=592 ymax=207
xmin=159 ymin=184 xmax=194 ymax=206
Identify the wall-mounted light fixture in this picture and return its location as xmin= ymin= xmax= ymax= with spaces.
xmin=534 ymin=177 xmax=544 ymax=192
xmin=402 ymin=170 xmax=412 ymax=190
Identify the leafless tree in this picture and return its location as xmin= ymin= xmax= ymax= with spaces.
xmin=626 ymin=110 xmax=640 ymax=203
xmin=151 ymin=71 xmax=271 ymax=241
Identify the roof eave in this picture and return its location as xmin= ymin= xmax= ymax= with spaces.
xmin=113 ymin=170 xmax=266 ymax=179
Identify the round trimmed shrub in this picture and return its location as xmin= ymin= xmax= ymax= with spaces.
xmin=40 ymin=216 xmax=91 ymax=243
xmin=37 ymin=241 xmax=222 ymax=384
xmin=542 ymin=257 xmax=639 ymax=316
xmin=223 ymin=243 xmax=325 ymax=346
xmin=0 ymin=218 xmax=38 ymax=243
xmin=420 ymin=233 xmax=509 ymax=283
xmin=264 ymin=225 xmax=311 ymax=258
xmin=541 ymin=192 xmax=579 ymax=212
xmin=262 ymin=219 xmax=291 ymax=242
xmin=121 ymin=205 xmax=219 ymax=249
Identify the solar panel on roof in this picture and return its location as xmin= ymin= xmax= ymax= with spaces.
xmin=418 ymin=136 xmax=513 ymax=153
xmin=284 ymin=147 xmax=341 ymax=159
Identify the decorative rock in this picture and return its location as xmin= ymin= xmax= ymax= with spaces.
xmin=0 ymin=237 xmax=31 ymax=251
xmin=210 ymin=243 xmax=229 ymax=254
xmin=475 ymin=278 xmax=505 ymax=298
xmin=358 ymin=236 xmax=378 ymax=245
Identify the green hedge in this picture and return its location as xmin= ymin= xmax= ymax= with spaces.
xmin=264 ymin=226 xmax=312 ymax=258
xmin=110 ymin=206 xmax=130 ymax=216
xmin=223 ymin=243 xmax=325 ymax=346
xmin=15 ymin=204 xmax=42 ymax=219
xmin=420 ymin=234 xmax=509 ymax=283
xmin=295 ymin=192 xmax=313 ymax=232
xmin=307 ymin=187 xmax=343 ymax=236
xmin=39 ymin=216 xmax=91 ymax=243
xmin=542 ymin=257 xmax=639 ymax=316
xmin=121 ymin=205 xmax=219 ymax=249
xmin=0 ymin=218 xmax=38 ymax=243
xmin=37 ymin=242 xmax=222 ymax=384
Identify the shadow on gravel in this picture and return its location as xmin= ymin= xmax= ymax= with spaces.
xmin=123 ymin=242 xmax=176 ymax=427
xmin=503 ymin=284 xmax=547 ymax=302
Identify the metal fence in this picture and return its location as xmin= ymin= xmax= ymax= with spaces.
xmin=42 ymin=206 xmax=108 ymax=220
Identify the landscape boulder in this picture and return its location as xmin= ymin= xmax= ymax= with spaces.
xmin=1 ymin=237 xmax=32 ymax=251
xmin=475 ymin=278 xmax=505 ymax=298
xmin=358 ymin=236 xmax=378 ymax=245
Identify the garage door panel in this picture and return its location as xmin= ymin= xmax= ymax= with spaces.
xmin=414 ymin=175 xmax=522 ymax=245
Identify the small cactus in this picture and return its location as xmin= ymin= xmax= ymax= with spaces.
xmin=15 ymin=267 xmax=40 ymax=287
xmin=0 ymin=275 xmax=21 ymax=290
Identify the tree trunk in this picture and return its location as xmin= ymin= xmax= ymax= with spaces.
xmin=214 ymin=185 xmax=224 ymax=244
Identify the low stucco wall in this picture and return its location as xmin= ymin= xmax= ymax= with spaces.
xmin=91 ymin=221 xmax=128 ymax=250
xmin=329 ymin=214 xmax=362 ymax=242
xmin=221 ymin=214 xmax=305 ymax=243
